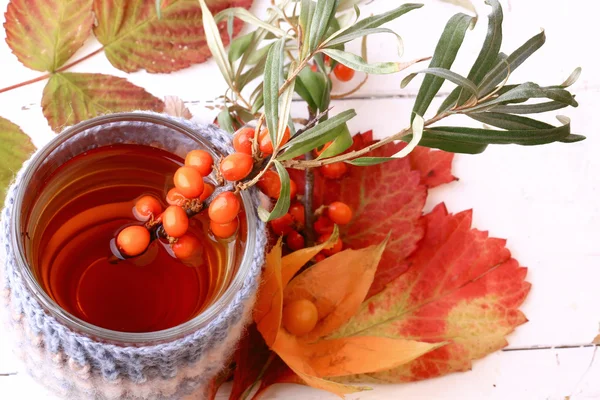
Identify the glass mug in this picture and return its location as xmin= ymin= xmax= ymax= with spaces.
xmin=1 ymin=113 xmax=265 ymax=399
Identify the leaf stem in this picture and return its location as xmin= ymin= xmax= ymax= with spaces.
xmin=0 ymin=47 xmax=104 ymax=95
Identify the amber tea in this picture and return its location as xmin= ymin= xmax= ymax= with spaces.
xmin=25 ymin=144 xmax=245 ymax=333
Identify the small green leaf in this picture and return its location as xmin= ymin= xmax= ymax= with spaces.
xmin=199 ymin=0 xmax=234 ymax=88
xmin=467 ymin=82 xmax=578 ymax=112
xmin=295 ymin=67 xmax=327 ymax=112
xmin=0 ymin=117 xmax=36 ymax=203
xmin=345 ymin=157 xmax=394 ymax=166
xmin=411 ymin=13 xmax=473 ymax=120
xmin=217 ymin=108 xmax=236 ymax=134
xmin=322 ymin=49 xmax=428 ymax=75
xmin=215 ymin=8 xmax=288 ymax=38
xmin=300 ymin=0 xmax=317 ymax=58
xmin=478 ymin=30 xmax=546 ymax=96
xmin=317 ymin=125 xmax=353 ymax=158
xmin=264 ymin=38 xmax=285 ymax=148
xmin=260 ymin=161 xmax=291 ymax=222
xmin=276 ymin=67 xmax=296 ymax=151
xmin=393 ymin=114 xmax=424 ymax=157
xmin=228 ymin=33 xmax=254 ymax=64
xmin=401 ymin=68 xmax=478 ymax=95
xmin=307 ymin=0 xmax=338 ymax=55
xmin=488 ymin=101 xmax=569 ymax=114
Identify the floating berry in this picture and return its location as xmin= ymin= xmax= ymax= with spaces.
xmin=314 ymin=254 xmax=327 ymax=263
xmin=286 ymin=231 xmax=305 ymax=251
xmin=117 ymin=226 xmax=150 ymax=257
xmin=269 ymin=213 xmax=294 ymax=236
xmin=208 ymin=192 xmax=240 ymax=224
xmin=162 ymin=205 xmax=189 ymax=238
xmin=174 ymin=166 xmax=204 ymax=198
xmin=259 ymin=126 xmax=291 ymax=155
xmin=318 ymin=233 xmax=343 ymax=256
xmin=320 ymin=162 xmax=348 ymax=179
xmin=198 ymin=182 xmax=215 ymax=202
xmin=333 ymin=63 xmax=355 ymax=82
xmin=314 ymin=215 xmax=334 ymax=235
xmin=172 ymin=233 xmax=202 ymax=260
xmin=282 ymin=299 xmax=319 ymax=336
xmin=233 ymin=127 xmax=256 ymax=155
xmin=134 ymin=195 xmax=162 ymax=221
xmin=327 ymin=202 xmax=353 ymax=225
xmin=166 ymin=188 xmax=187 ymax=206
xmin=220 ymin=152 xmax=254 ymax=181
xmin=289 ymin=202 xmax=305 ymax=227
xmin=185 ymin=150 xmax=214 ymax=177
xmin=210 ymin=218 xmax=239 ymax=239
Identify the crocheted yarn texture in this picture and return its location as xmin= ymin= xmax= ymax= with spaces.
xmin=0 ymin=115 xmax=266 ymax=399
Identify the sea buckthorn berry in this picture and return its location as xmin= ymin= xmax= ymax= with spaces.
xmin=327 ymin=202 xmax=353 ymax=225
xmin=259 ymin=126 xmax=291 ymax=155
xmin=220 ymin=152 xmax=254 ymax=181
xmin=314 ymin=254 xmax=327 ymax=263
xmin=269 ymin=213 xmax=294 ymax=236
xmin=289 ymin=203 xmax=305 ymax=227
xmin=257 ymin=170 xmax=280 ymax=198
xmin=210 ymin=218 xmax=239 ymax=239
xmin=174 ymin=166 xmax=204 ymax=198
xmin=289 ymin=179 xmax=298 ymax=200
xmin=282 ymin=299 xmax=319 ymax=336
xmin=117 ymin=226 xmax=150 ymax=257
xmin=286 ymin=231 xmax=305 ymax=251
xmin=333 ymin=63 xmax=355 ymax=82
xmin=233 ymin=126 xmax=256 ymax=155
xmin=167 ymin=188 xmax=187 ymax=206
xmin=208 ymin=192 xmax=240 ymax=224
xmin=134 ymin=195 xmax=163 ymax=221
xmin=198 ymin=182 xmax=215 ymax=202
xmin=162 ymin=205 xmax=189 ymax=238
xmin=172 ymin=234 xmax=202 ymax=260
xmin=318 ymin=233 xmax=343 ymax=256
xmin=320 ymin=162 xmax=348 ymax=180
xmin=185 ymin=150 xmax=214 ymax=177
xmin=324 ymin=54 xmax=331 ymax=65
xmin=314 ymin=141 xmax=332 ymax=157
xmin=314 ymin=216 xmax=334 ymax=235
xmin=310 ymin=64 xmax=318 ymax=72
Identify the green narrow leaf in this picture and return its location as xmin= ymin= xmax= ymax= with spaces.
xmin=263 ymin=38 xmax=286 ymax=147
xmin=326 ymin=27 xmax=404 ymax=56
xmin=478 ymin=30 xmax=546 ymax=96
xmin=488 ymin=101 xmax=569 ymax=114
xmin=259 ymin=161 xmax=291 ymax=222
xmin=199 ymin=0 xmax=234 ymax=88
xmin=467 ymin=82 xmax=578 ymax=112
xmin=300 ymin=0 xmax=317 ymax=58
xmin=401 ymin=67 xmax=478 ymax=95
xmin=468 ymin=112 xmax=551 ymax=130
xmin=345 ymin=157 xmax=394 ymax=166
xmin=228 ymin=33 xmax=254 ymax=64
xmin=393 ymin=114 xmax=424 ymax=157
xmin=317 ymin=124 xmax=353 ymax=158
xmin=307 ymin=0 xmax=338 ymax=55
xmin=239 ymin=51 xmax=269 ymax=89
xmin=411 ymin=13 xmax=473 ymax=120
xmin=559 ymin=67 xmax=582 ymax=88
xmin=322 ymin=49 xmax=428 ymax=75
xmin=456 ymin=0 xmax=503 ymax=105
xmin=217 ymin=108 xmax=236 ymax=134
xmin=215 ymin=8 xmax=288 ymax=38
xmin=0 ymin=117 xmax=36 ymax=203
xmin=409 ymin=135 xmax=489 ymax=154
xmin=276 ymin=67 xmax=296 ymax=151
xmin=295 ymin=67 xmax=327 ymax=112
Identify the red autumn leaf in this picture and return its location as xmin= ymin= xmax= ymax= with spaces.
xmin=41 ymin=72 xmax=164 ymax=131
xmin=407 ymin=145 xmax=458 ymax=189
xmin=332 ymin=203 xmax=530 ymax=383
xmin=229 ymin=324 xmax=272 ymax=400
xmin=4 ymin=0 xmax=94 ymax=72
xmin=93 ymin=0 xmax=252 ymax=73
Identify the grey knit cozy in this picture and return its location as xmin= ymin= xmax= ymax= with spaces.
xmin=0 ymin=114 xmax=266 ymax=399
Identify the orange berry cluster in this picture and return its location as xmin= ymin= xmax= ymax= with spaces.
xmin=116 ymin=148 xmax=245 ymax=260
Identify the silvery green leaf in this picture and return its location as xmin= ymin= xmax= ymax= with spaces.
xmin=487 ymin=101 xmax=569 ymax=114
xmin=295 ymin=67 xmax=327 ymax=112
xmin=215 ymin=8 xmax=288 ymax=38
xmin=307 ymin=0 xmax=338 ymax=55
xmin=322 ymin=49 xmax=428 ymax=74
xmin=228 ymin=33 xmax=254 ymax=64
xmin=326 ymin=27 xmax=403 ymax=56
xmin=264 ymin=38 xmax=285 ymax=147
xmin=199 ymin=0 xmax=234 ymax=87
xmin=345 ymin=157 xmax=394 ymax=166
xmin=392 ymin=114 xmax=423 ymax=157
xmin=276 ymin=66 xmax=296 ymax=151
xmin=300 ymin=0 xmax=317 ymax=58
xmin=260 ymin=161 xmax=291 ymax=222
xmin=559 ymin=67 xmax=582 ymax=88
xmin=401 ymin=67 xmax=478 ymax=95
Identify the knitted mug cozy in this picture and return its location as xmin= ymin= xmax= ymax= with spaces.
xmin=0 ymin=114 xmax=266 ymax=399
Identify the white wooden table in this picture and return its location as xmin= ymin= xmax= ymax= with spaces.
xmin=1 ymin=1 xmax=599 ymax=399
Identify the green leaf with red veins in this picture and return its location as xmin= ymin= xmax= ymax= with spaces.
xmin=42 ymin=72 xmax=164 ymax=131
xmin=4 ymin=0 xmax=94 ymax=71
xmin=332 ymin=204 xmax=530 ymax=383
xmin=93 ymin=0 xmax=252 ymax=73
xmin=0 ymin=117 xmax=35 ymax=203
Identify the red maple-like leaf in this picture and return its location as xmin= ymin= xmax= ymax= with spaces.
xmin=314 ymin=131 xmax=456 ymax=298
xmin=333 ymin=203 xmax=531 ymax=382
